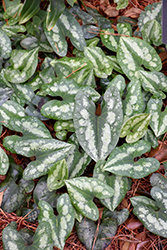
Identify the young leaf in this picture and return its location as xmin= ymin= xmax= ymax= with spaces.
xmin=19 ymin=0 xmax=41 ymax=24
xmin=75 ymin=217 xmax=117 ymax=250
xmin=142 ymin=20 xmax=162 ymax=46
xmin=0 ymin=29 xmax=12 ymax=59
xmin=44 ymin=8 xmax=86 ymax=57
xmin=4 ymin=48 xmax=38 ymax=84
xmin=146 ymin=97 xmax=167 ymax=137
xmin=65 ymin=177 xmax=114 ymax=221
xmin=38 ymin=194 xmax=75 ymax=250
xmin=2 ymin=221 xmax=53 ymax=249
xmin=93 ymin=160 xmax=130 ymax=211
xmin=14 ymin=138 xmax=73 ymax=180
xmin=117 ymin=37 xmax=162 ymax=79
xmin=47 ymin=159 xmax=68 ymax=191
xmin=74 ymin=86 xmax=123 ymax=162
xmin=103 ymin=140 xmax=160 ymax=179
xmin=131 ymin=186 xmax=167 ymax=238
xmin=120 ymin=113 xmax=151 ymax=143
xmin=46 ymin=0 xmax=65 ymax=31
xmin=66 ymin=133 xmax=91 ymax=179
xmin=0 ymin=148 xmax=9 ymax=175
xmin=84 ymin=47 xmax=113 ymax=78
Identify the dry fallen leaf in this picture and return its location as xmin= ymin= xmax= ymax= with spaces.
xmin=126 ymin=218 xmax=143 ymax=230
xmin=148 ymin=141 xmax=167 ymax=163
xmin=0 ymin=189 xmax=6 ymax=206
xmin=121 ymin=241 xmax=131 ymax=250
xmin=124 ymin=7 xmax=142 ymax=18
xmin=100 ymin=0 xmax=119 ymax=17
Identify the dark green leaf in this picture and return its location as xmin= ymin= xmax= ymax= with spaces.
xmin=19 ymin=0 xmax=41 ymax=24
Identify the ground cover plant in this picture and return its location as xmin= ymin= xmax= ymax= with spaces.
xmin=0 ymin=0 xmax=167 ymax=249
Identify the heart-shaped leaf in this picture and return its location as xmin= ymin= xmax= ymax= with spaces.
xmin=0 ymin=29 xmax=12 ymax=59
xmin=46 ymin=0 xmax=65 ymax=31
xmin=2 ymin=221 xmax=53 ymax=249
xmin=117 ymin=37 xmax=162 ymax=79
xmin=107 ymin=74 xmax=125 ymax=96
xmin=47 ymin=159 xmax=68 ymax=191
xmin=100 ymin=28 xmax=119 ymax=52
xmin=66 ymin=133 xmax=91 ymax=178
xmin=131 ymin=186 xmax=167 ymax=238
xmin=93 ymin=160 xmax=130 ymax=211
xmin=44 ymin=8 xmax=86 ymax=57
xmin=40 ymin=78 xmax=100 ymax=120
xmin=75 ymin=216 xmax=117 ymax=250
xmin=74 ymin=85 xmax=123 ymax=162
xmin=123 ymin=78 xmax=144 ymax=118
xmin=84 ymin=47 xmax=113 ymax=78
xmin=102 ymin=208 xmax=129 ymax=225
xmin=135 ymin=70 xmax=167 ymax=99
xmin=0 ymin=147 xmax=9 ymax=175
xmin=65 ymin=177 xmax=114 ymax=221
xmin=120 ymin=113 xmax=151 ymax=143
xmin=38 ymin=194 xmax=75 ymax=250
xmin=19 ymin=0 xmax=41 ymax=24
xmin=142 ymin=20 xmax=162 ymax=46
xmin=146 ymin=97 xmax=167 ymax=137
xmin=14 ymin=138 xmax=73 ymax=180
xmin=4 ymin=48 xmax=38 ymax=84
xmin=103 ymin=140 xmax=160 ymax=179
xmin=33 ymin=176 xmax=60 ymax=208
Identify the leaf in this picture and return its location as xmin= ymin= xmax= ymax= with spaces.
xmin=0 ymin=29 xmax=12 ymax=59
xmin=67 ymin=0 xmax=77 ymax=6
xmin=65 ymin=176 xmax=114 ymax=221
xmin=0 ymin=147 xmax=9 ymax=175
xmin=120 ymin=113 xmax=151 ymax=143
xmin=19 ymin=0 xmax=41 ymax=24
xmin=143 ymin=129 xmax=158 ymax=149
xmin=150 ymin=173 xmax=167 ymax=190
xmin=93 ymin=160 xmax=130 ymax=211
xmin=40 ymin=78 xmax=100 ymax=120
xmin=66 ymin=133 xmax=91 ymax=178
xmin=0 ymin=85 xmax=13 ymax=106
xmin=117 ymin=37 xmax=162 ymax=80
xmin=114 ymin=0 xmax=129 ymax=10
xmin=1 ymin=179 xmax=34 ymax=213
xmin=4 ymin=48 xmax=39 ymax=84
xmin=100 ymin=28 xmax=119 ymax=52
xmin=138 ymin=2 xmax=162 ymax=34
xmin=135 ymin=70 xmax=167 ymax=99
xmin=2 ymin=221 xmax=53 ymax=249
xmin=103 ymin=140 xmax=160 ymax=179
xmin=2 ymin=24 xmax=26 ymax=37
xmin=44 ymin=8 xmax=86 ymax=57
xmin=131 ymin=186 xmax=167 ymax=238
xmin=117 ymin=23 xmax=132 ymax=36
xmin=14 ymin=138 xmax=73 ymax=180
xmin=47 ymin=159 xmax=68 ymax=191
xmin=123 ymin=78 xmax=144 ymax=118
xmin=107 ymin=74 xmax=126 ymax=96
xmin=142 ymin=20 xmax=162 ymax=46
xmin=54 ymin=120 xmax=75 ymax=140
xmin=46 ymin=0 xmax=65 ymax=31
xmin=38 ymin=194 xmax=75 ymax=250
xmin=84 ymin=47 xmax=113 ymax=78
xmin=75 ymin=217 xmax=117 ymax=250
xmin=33 ymin=176 xmax=60 ymax=208
xmin=146 ymin=97 xmax=167 ymax=137
xmin=102 ymin=208 xmax=129 ymax=226
xmin=74 ymin=85 xmax=123 ymax=162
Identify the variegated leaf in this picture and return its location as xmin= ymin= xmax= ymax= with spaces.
xmin=107 ymin=56 xmax=124 ymax=74
xmin=107 ymin=75 xmax=125 ymax=96
xmin=65 ymin=177 xmax=114 ymax=221
xmin=114 ymin=0 xmax=129 ymax=10
xmin=54 ymin=120 xmax=74 ymax=140
xmin=74 ymin=86 xmax=123 ymax=162
xmin=131 ymin=186 xmax=167 ymax=238
xmin=143 ymin=129 xmax=158 ymax=149
xmin=2 ymin=24 xmax=26 ymax=37
xmin=0 ymin=148 xmax=9 ymax=175
xmin=117 ymin=23 xmax=132 ymax=36
xmin=135 ymin=70 xmax=167 ymax=99
xmin=4 ymin=48 xmax=38 ymax=84
xmin=142 ymin=20 xmax=162 ymax=46
xmin=103 ymin=140 xmax=160 ymax=179
xmin=66 ymin=133 xmax=91 ymax=179
xmin=2 ymin=221 xmax=53 ymax=250
xmin=150 ymin=173 xmax=167 ymax=190
xmin=100 ymin=28 xmax=119 ymax=52
xmin=93 ymin=160 xmax=130 ymax=211
xmin=84 ymin=47 xmax=113 ymax=78
xmin=102 ymin=208 xmax=129 ymax=226
xmin=44 ymin=8 xmax=86 ymax=57
xmin=146 ymin=97 xmax=167 ymax=137
xmin=123 ymin=78 xmax=144 ymax=118
xmin=14 ymin=138 xmax=73 ymax=180
xmin=117 ymin=37 xmax=162 ymax=80
xmin=19 ymin=0 xmax=41 ymax=24
xmin=120 ymin=113 xmax=151 ymax=143
xmin=0 ymin=29 xmax=12 ymax=59
xmin=38 ymin=194 xmax=75 ymax=250
xmin=41 ymin=78 xmax=100 ymax=120
xmin=47 ymin=159 xmax=68 ymax=191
